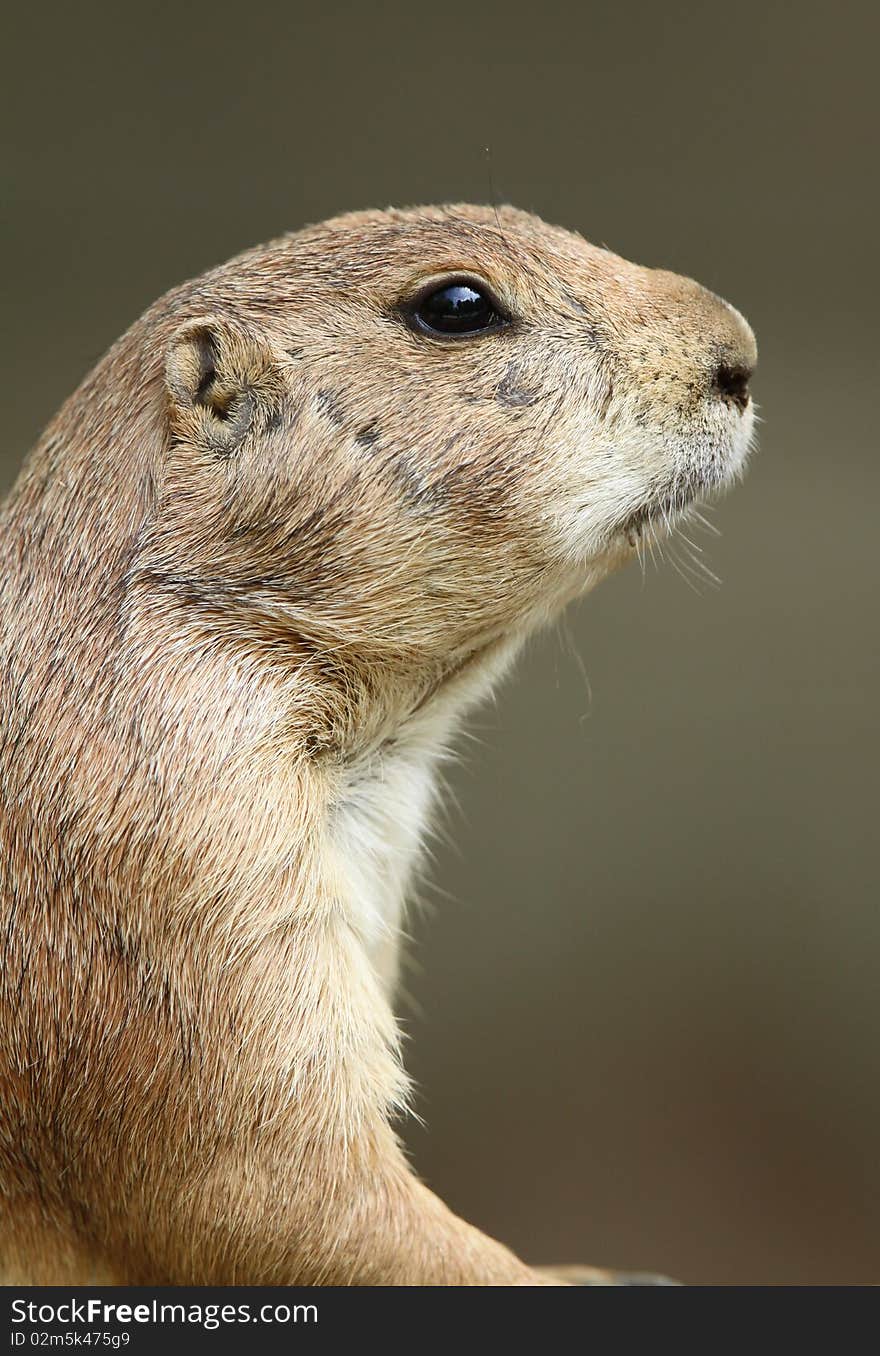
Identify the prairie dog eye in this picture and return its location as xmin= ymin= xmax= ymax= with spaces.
xmin=407 ymin=278 xmax=509 ymax=338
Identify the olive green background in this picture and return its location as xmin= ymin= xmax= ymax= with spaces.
xmin=3 ymin=1 xmax=877 ymax=1284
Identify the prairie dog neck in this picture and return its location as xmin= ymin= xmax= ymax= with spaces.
xmin=325 ymin=637 xmax=523 ymax=992
xmin=328 ymin=723 xmax=442 ymax=992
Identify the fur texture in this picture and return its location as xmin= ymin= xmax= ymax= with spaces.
xmin=0 ymin=205 xmax=756 ymax=1284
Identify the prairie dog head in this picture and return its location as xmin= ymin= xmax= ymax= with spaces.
xmin=154 ymin=204 xmax=755 ymax=678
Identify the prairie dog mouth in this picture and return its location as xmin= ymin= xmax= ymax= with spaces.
xmin=614 ymin=404 xmax=756 ymax=549
xmin=613 ymin=474 xmax=706 ymax=548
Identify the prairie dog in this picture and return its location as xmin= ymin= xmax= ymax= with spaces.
xmin=0 ymin=205 xmax=756 ymax=1284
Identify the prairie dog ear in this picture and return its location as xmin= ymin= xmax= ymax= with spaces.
xmin=164 ymin=317 xmax=283 ymax=452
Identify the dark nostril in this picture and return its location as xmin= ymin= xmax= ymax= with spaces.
xmin=712 ymin=362 xmax=752 ymax=412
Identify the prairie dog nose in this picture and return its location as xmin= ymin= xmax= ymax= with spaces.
xmin=613 ymin=265 xmax=757 ymax=413
xmin=712 ymin=358 xmax=753 ymax=412
xmin=702 ymin=293 xmax=757 ymax=413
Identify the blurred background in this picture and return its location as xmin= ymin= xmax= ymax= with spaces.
xmin=3 ymin=0 xmax=877 ymax=1285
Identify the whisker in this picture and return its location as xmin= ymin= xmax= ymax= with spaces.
xmin=558 ymin=616 xmax=592 ymax=705
xmin=665 ymin=542 xmax=704 ymax=594
xmin=678 ymin=539 xmax=721 ymax=587
xmin=689 ymin=507 xmax=722 ymax=539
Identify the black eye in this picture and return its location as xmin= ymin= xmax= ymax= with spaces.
xmin=408 ymin=279 xmax=507 ymax=338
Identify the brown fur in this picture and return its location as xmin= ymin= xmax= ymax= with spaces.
xmin=0 ymin=205 xmax=755 ymax=1284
